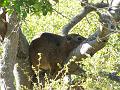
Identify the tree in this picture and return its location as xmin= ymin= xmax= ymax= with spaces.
xmin=0 ymin=0 xmax=53 ymax=90
xmin=0 ymin=0 xmax=120 ymax=90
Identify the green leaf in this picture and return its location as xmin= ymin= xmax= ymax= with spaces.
xmin=1 ymin=0 xmax=10 ymax=7
xmin=22 ymin=11 xmax=27 ymax=19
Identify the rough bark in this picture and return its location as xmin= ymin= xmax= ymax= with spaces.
xmin=13 ymin=28 xmax=33 ymax=90
xmin=0 ymin=29 xmax=19 ymax=90
xmin=0 ymin=11 xmax=32 ymax=90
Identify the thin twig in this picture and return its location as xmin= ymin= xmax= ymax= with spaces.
xmin=53 ymin=9 xmax=70 ymax=20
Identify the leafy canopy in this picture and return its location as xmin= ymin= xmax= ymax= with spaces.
xmin=0 ymin=0 xmax=54 ymax=19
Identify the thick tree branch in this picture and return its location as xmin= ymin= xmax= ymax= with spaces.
xmin=13 ymin=28 xmax=33 ymax=90
xmin=0 ymin=11 xmax=32 ymax=90
xmin=0 ymin=12 xmax=19 ymax=90
xmin=65 ymin=14 xmax=114 ymax=73
xmin=62 ymin=2 xmax=108 ymax=35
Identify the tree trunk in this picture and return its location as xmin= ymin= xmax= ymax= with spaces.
xmin=0 ymin=12 xmax=33 ymax=90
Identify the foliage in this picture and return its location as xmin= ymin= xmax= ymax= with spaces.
xmin=0 ymin=0 xmax=53 ymax=19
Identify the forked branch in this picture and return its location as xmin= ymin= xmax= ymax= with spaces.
xmin=66 ymin=13 xmax=114 ymax=64
xmin=62 ymin=1 xmax=108 ymax=35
